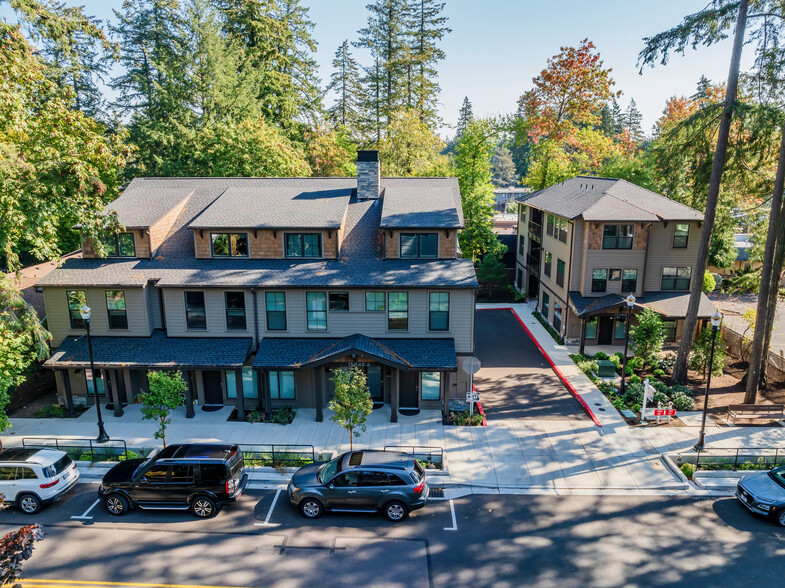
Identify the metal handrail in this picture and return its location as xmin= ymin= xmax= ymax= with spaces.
xmin=691 ymin=447 xmax=785 ymax=471
xmin=238 ymin=444 xmax=315 ymax=468
xmin=21 ymin=437 xmax=130 ymax=461
xmin=384 ymin=445 xmax=444 ymax=464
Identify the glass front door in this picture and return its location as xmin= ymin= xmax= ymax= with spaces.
xmin=367 ymin=365 xmax=383 ymax=402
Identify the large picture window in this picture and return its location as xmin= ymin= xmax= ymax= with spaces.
xmin=224 ymin=292 xmax=246 ymax=330
xmin=101 ymin=233 xmax=136 ymax=257
xmin=269 ymin=371 xmax=295 ymax=399
xmin=591 ymin=269 xmax=608 ymax=293
xmin=67 ymin=290 xmax=86 ymax=329
xmin=388 ymin=292 xmax=408 ymax=330
xmin=673 ymin=223 xmax=690 ymax=248
xmin=421 ymin=372 xmax=441 ymax=400
xmin=365 ymin=292 xmax=385 ymax=311
xmin=429 ymin=292 xmax=449 ymax=331
xmin=622 ymin=269 xmax=638 ymax=293
xmin=585 ymin=317 xmax=598 ymax=339
xmin=306 ymin=292 xmax=327 ymax=330
xmin=226 ymin=367 xmax=259 ymax=399
xmin=265 ymin=292 xmax=286 ymax=330
xmin=602 ymin=224 xmax=634 ymax=249
xmin=184 ymin=291 xmax=207 ymax=330
xmin=211 ymin=233 xmax=248 ymax=257
xmin=400 ymin=233 xmax=438 ymax=258
xmin=105 ymin=290 xmax=128 ymax=329
xmin=285 ymin=233 xmax=321 ymax=258
xmin=661 ymin=267 xmax=691 ymax=290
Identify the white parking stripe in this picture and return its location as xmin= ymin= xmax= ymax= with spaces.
xmin=71 ymin=499 xmax=100 ymax=520
xmin=254 ymin=488 xmax=281 ymax=527
xmin=443 ymin=499 xmax=457 ymax=531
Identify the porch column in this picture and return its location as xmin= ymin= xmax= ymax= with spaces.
xmin=315 ymin=367 xmax=324 ymax=422
xmin=255 ymin=369 xmax=265 ymax=412
xmin=442 ymin=372 xmax=450 ymax=424
xmin=391 ymin=369 xmax=399 ymax=423
xmin=58 ymin=370 xmax=75 ymax=417
xmin=123 ymin=371 xmax=133 ymax=404
xmin=234 ymin=368 xmax=245 ymax=421
xmin=579 ymin=318 xmax=587 ymax=355
xmin=107 ymin=370 xmax=123 ymax=417
xmin=184 ymin=371 xmax=195 ymax=418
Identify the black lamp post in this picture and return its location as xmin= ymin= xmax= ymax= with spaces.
xmin=80 ymin=305 xmax=110 ymax=443
xmin=694 ymin=309 xmax=723 ymax=452
xmin=620 ymin=294 xmax=636 ymax=396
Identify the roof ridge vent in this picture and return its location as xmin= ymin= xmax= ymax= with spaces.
xmin=591 ymin=184 xmax=595 ymax=191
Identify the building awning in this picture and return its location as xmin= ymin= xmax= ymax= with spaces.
xmin=45 ymin=329 xmax=252 ymax=370
xmin=254 ymin=334 xmax=457 ymax=371
xmin=568 ymin=291 xmax=716 ymax=319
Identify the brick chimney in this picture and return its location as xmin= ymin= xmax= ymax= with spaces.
xmin=356 ymin=150 xmax=380 ymax=199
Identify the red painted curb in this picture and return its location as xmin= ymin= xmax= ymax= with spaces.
xmin=473 ymin=384 xmax=487 ymax=426
xmin=477 ymin=307 xmax=602 ymax=428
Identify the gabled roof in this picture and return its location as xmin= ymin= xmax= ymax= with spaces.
xmin=519 ymin=176 xmax=702 ymax=222
xmin=568 ymin=291 xmax=716 ymax=319
xmin=380 ymin=178 xmax=463 ymax=228
xmin=107 ymin=181 xmax=195 ymax=228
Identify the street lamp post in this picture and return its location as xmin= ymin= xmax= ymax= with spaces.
xmin=694 ymin=310 xmax=723 ymax=452
xmin=80 ymin=305 xmax=110 ymax=444
xmin=620 ymin=294 xmax=636 ymax=396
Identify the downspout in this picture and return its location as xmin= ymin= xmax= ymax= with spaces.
xmin=252 ymin=288 xmax=260 ymax=351
xmin=641 ymin=223 xmax=652 ymax=296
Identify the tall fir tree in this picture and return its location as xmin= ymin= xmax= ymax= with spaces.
xmin=406 ymin=0 xmax=450 ymax=125
xmin=692 ymin=74 xmax=712 ymax=100
xmin=491 ymin=145 xmax=517 ymax=187
xmin=326 ymin=40 xmax=363 ymax=135
xmin=623 ymin=98 xmax=644 ymax=142
xmin=456 ymin=96 xmax=473 ymax=137
xmin=610 ymin=99 xmax=624 ymax=135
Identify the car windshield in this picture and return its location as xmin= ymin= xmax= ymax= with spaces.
xmin=769 ymin=466 xmax=785 ymax=489
xmin=317 ymin=456 xmax=342 ymax=483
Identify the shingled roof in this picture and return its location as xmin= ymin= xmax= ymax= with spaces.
xmin=568 ymin=291 xmax=715 ymax=319
xmin=380 ymin=178 xmax=463 ymax=228
xmin=519 ymin=176 xmax=702 ymax=222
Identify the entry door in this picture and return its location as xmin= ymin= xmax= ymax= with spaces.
xmin=400 ymin=372 xmax=419 ymax=408
xmin=367 ymin=366 xmax=383 ymax=402
xmin=598 ymin=317 xmax=614 ymax=345
xmin=202 ymin=371 xmax=224 ymax=405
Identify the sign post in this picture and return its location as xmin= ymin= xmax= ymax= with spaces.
xmin=461 ymin=357 xmax=482 ymax=416
xmin=641 ymin=379 xmax=655 ymax=422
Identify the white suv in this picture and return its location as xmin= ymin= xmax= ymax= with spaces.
xmin=0 ymin=448 xmax=80 ymax=514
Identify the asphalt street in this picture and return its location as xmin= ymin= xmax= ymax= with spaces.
xmin=1 ymin=483 xmax=784 ymax=588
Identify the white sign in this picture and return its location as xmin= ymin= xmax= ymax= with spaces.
xmin=465 ymin=391 xmax=480 ymax=403
xmin=461 ymin=357 xmax=482 ymax=375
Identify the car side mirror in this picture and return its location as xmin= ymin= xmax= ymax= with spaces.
xmin=328 ymin=484 xmax=334 ymax=489
xmin=141 ymin=476 xmax=149 ymax=483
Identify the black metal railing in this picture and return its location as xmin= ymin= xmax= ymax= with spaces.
xmin=384 ymin=445 xmax=444 ymax=470
xmin=21 ymin=437 xmax=137 ymax=462
xmin=689 ymin=447 xmax=785 ymax=472
xmin=238 ymin=444 xmax=316 ymax=468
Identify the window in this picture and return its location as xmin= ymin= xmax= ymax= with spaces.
xmin=553 ymin=304 xmax=562 ymax=332
xmin=18 ymin=467 xmax=37 ymax=479
xmin=518 ymin=235 xmax=525 ymax=256
xmin=544 ymin=251 xmax=552 ymax=277
xmin=519 ymin=206 xmax=526 ymax=224
xmin=365 ymin=292 xmax=385 ymax=311
xmin=546 ymin=214 xmax=555 ymax=237
xmin=615 ymin=319 xmax=627 ymax=339
xmin=211 ymin=233 xmax=248 ymax=257
xmin=143 ymin=465 xmax=169 ymax=482
xmin=265 ymin=292 xmax=286 ymax=330
xmin=67 ymin=290 xmax=86 ymax=329
xmin=556 ymin=259 xmax=565 ymax=288
xmin=609 ymin=269 xmax=621 ymax=281
xmin=622 ymin=269 xmax=638 ymax=293
xmin=661 ymin=267 xmax=692 ymax=290
xmin=429 ymin=292 xmax=449 ymax=331
xmin=602 ymin=224 xmax=634 ymax=249
xmin=557 ymin=217 xmax=568 ymax=243
xmin=0 ymin=467 xmax=16 ymax=480
xmin=184 ymin=291 xmax=206 ymax=330
xmin=85 ymin=368 xmax=105 ymax=397
xmin=101 ymin=232 xmax=136 ymax=257
xmin=421 ymin=372 xmax=441 ymax=400
xmin=226 ymin=367 xmax=259 ymax=399
xmin=332 ymin=471 xmax=359 ymax=487
xmin=591 ymin=269 xmax=608 ymax=293
xmin=200 ymin=464 xmax=227 ymax=483
xmin=542 ymin=292 xmax=549 ymax=319
xmin=224 ymin=292 xmax=246 ymax=330
xmin=306 ymin=292 xmax=327 ymax=330
xmin=388 ymin=292 xmax=408 ymax=330
xmin=269 ymin=371 xmax=295 ymax=399
xmin=105 ymin=290 xmax=128 ymax=329
xmin=585 ymin=317 xmax=598 ymax=339
xmin=329 ymin=292 xmax=349 ymax=311
xmin=388 ymin=473 xmax=408 ymax=486
xmin=673 ymin=223 xmax=690 ymax=248
xmin=285 ymin=233 xmax=321 ymax=258
xmin=663 ymin=320 xmax=677 ymax=342
xmin=169 ymin=465 xmax=194 ymax=484
xmin=400 ymin=233 xmax=438 ymax=258
xmin=360 ymin=471 xmax=390 ymax=487
xmin=517 ymin=269 xmax=523 ymax=290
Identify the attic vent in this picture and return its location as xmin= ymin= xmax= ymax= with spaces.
xmin=591 ymin=184 xmax=595 ymax=191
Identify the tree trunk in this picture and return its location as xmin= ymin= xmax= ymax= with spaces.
xmin=744 ymin=121 xmax=785 ymax=402
xmin=672 ymin=0 xmax=749 ymax=384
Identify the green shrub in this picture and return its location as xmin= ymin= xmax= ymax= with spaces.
xmin=625 ymin=365 xmax=633 ymax=376
xmin=681 ymin=463 xmax=696 ymax=479
xmin=449 ymin=410 xmax=484 ymax=426
xmin=653 ymin=369 xmax=666 ymax=377
xmin=592 ymin=352 xmax=609 ymax=360
xmin=119 ymin=450 xmax=141 ymax=461
xmin=630 ymin=308 xmax=665 ymax=367
xmin=569 ymin=353 xmax=590 ymax=363
xmin=246 ymin=409 xmax=266 ymax=423
xmin=671 ymin=384 xmax=693 ymax=397
xmin=629 ymin=375 xmax=642 ymax=385
xmin=35 ymin=404 xmax=65 ymax=418
xmin=609 ymin=355 xmax=623 ymax=370
xmin=628 ymin=357 xmax=645 ymax=370
xmin=270 ymin=405 xmax=296 ymax=425
xmin=657 ymin=354 xmax=676 ymax=374
xmin=703 ymin=271 xmax=717 ymax=293
xmin=597 ymin=381 xmax=618 ymax=396
xmin=532 ymin=309 xmax=564 ymax=344
xmin=689 ymin=327 xmax=727 ymax=379
xmin=670 ymin=391 xmax=694 ymax=411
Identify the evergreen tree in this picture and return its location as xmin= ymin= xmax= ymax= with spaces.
xmin=360 ymin=56 xmax=383 ymax=142
xmin=692 ymin=74 xmax=712 ymax=100
xmin=406 ymin=0 xmax=450 ymax=125
xmin=326 ymin=40 xmax=363 ymax=135
xmin=456 ymin=96 xmax=473 ymax=137
xmin=596 ymin=104 xmax=615 ymax=136
xmin=623 ymin=98 xmax=644 ymax=142
xmin=491 ymin=145 xmax=517 ymax=187
xmin=610 ymin=99 xmax=624 ymax=134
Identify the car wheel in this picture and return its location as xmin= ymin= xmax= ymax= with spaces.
xmin=384 ymin=501 xmax=408 ymax=522
xmin=191 ymin=496 xmax=217 ymax=518
xmin=18 ymin=494 xmax=41 ymax=515
xmin=104 ymin=494 xmax=129 ymax=516
xmin=778 ymin=510 xmax=785 ymax=527
xmin=299 ymin=498 xmax=323 ymax=519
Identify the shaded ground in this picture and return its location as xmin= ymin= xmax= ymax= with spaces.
xmin=473 ymin=308 xmax=587 ymax=421
xmin=7 ymin=367 xmax=57 ymax=417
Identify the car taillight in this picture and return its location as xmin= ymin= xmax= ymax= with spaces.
xmin=413 ymin=481 xmax=425 ymax=494
xmin=72 ymin=463 xmax=77 ymax=469
xmin=226 ymin=478 xmax=236 ymax=494
xmin=40 ymin=478 xmax=60 ymax=489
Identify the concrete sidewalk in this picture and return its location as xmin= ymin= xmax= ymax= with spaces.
xmin=4 ymin=302 xmax=784 ymax=496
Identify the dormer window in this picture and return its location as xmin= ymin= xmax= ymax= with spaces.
xmin=285 ymin=233 xmax=322 ymax=258
xmin=211 ymin=233 xmax=248 ymax=257
xmin=100 ymin=233 xmax=136 ymax=257
xmin=400 ymin=233 xmax=438 ymax=258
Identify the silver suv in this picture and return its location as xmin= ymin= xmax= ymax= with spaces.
xmin=288 ymin=450 xmax=428 ymax=522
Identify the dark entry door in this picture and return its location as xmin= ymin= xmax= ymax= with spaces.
xmin=598 ymin=317 xmax=614 ymax=345
xmin=202 ymin=371 xmax=224 ymax=405
xmin=367 ymin=366 xmax=383 ymax=402
xmin=399 ymin=372 xmax=418 ymax=408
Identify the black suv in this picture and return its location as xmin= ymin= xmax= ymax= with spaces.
xmin=99 ymin=443 xmax=248 ymax=518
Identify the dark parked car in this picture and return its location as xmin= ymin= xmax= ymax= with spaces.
xmin=736 ymin=466 xmax=785 ymax=526
xmin=99 ymin=443 xmax=248 ymax=518
xmin=288 ymin=450 xmax=428 ymax=522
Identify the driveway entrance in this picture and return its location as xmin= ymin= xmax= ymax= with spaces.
xmin=473 ymin=309 xmax=588 ymax=421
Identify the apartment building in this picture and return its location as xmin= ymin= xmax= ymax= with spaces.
xmin=39 ymin=151 xmax=478 ymax=423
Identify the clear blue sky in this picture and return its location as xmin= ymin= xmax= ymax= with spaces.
xmin=0 ymin=0 xmax=752 ymax=138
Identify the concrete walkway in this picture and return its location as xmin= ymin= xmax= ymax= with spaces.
xmin=3 ymin=302 xmax=784 ymax=496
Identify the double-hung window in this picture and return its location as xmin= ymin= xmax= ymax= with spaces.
xmin=211 ymin=233 xmax=248 ymax=257
xmin=591 ymin=269 xmax=607 ymax=293
xmin=673 ymin=223 xmax=690 ymax=248
xmin=556 ymin=259 xmax=565 ymax=288
xmin=661 ymin=267 xmax=691 ymax=290
xmin=265 ymin=292 xmax=286 ymax=330
xmin=67 ymin=290 xmax=86 ymax=329
xmin=269 ymin=371 xmax=295 ymax=399
xmin=429 ymin=292 xmax=449 ymax=331
xmin=365 ymin=292 xmax=385 ymax=311
xmin=546 ymin=214 xmax=555 ymax=238
xmin=400 ymin=233 xmax=438 ymax=258
xmin=306 ymin=292 xmax=327 ymax=330
xmin=100 ymin=233 xmax=136 ymax=257
xmin=663 ymin=320 xmax=677 ymax=342
xmin=542 ymin=292 xmax=549 ymax=319
xmin=518 ymin=235 xmax=525 ymax=256
xmin=388 ymin=292 xmax=408 ymax=330
xmin=224 ymin=292 xmax=246 ymax=330
xmin=556 ymin=217 xmax=568 ymax=243
xmin=184 ymin=291 xmax=206 ymax=330
xmin=329 ymin=292 xmax=349 ymax=311
xmin=285 ymin=233 xmax=322 ymax=258
xmin=553 ymin=303 xmax=562 ymax=332
xmin=544 ymin=251 xmax=552 ymax=278
xmin=105 ymin=290 xmax=128 ymax=329
xmin=421 ymin=372 xmax=441 ymax=400
xmin=622 ymin=269 xmax=638 ymax=293
xmin=602 ymin=224 xmax=634 ymax=249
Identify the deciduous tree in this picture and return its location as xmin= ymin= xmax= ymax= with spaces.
xmin=329 ymin=367 xmax=373 ymax=450
xmin=376 ymin=109 xmax=447 ymax=176
xmin=141 ymin=371 xmax=187 ymax=447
